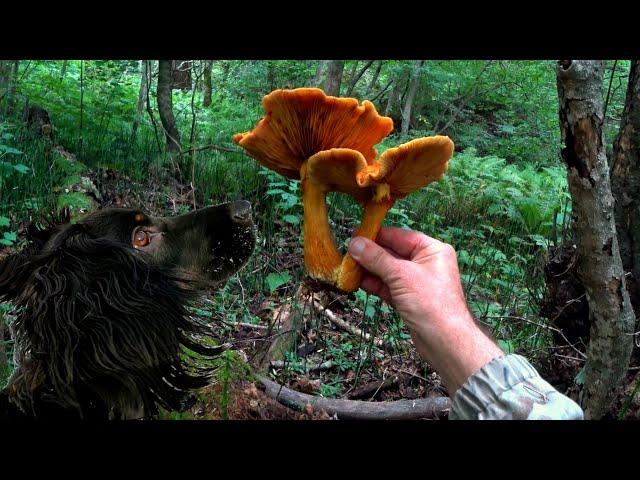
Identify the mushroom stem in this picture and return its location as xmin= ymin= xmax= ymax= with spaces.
xmin=336 ymin=198 xmax=395 ymax=292
xmin=301 ymin=169 xmax=343 ymax=283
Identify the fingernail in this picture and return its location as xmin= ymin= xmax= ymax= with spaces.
xmin=349 ymin=237 xmax=366 ymax=258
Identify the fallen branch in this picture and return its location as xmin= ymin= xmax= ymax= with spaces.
xmin=312 ymin=300 xmax=389 ymax=350
xmin=270 ymin=359 xmax=334 ymax=372
xmin=258 ymin=376 xmax=451 ymax=420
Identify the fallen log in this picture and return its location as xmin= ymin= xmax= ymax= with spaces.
xmin=347 ymin=375 xmax=398 ymax=400
xmin=258 ymin=375 xmax=451 ymax=420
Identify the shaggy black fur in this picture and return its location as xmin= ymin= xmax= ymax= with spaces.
xmin=0 ymin=201 xmax=255 ymax=420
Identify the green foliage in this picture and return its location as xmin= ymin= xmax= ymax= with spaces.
xmin=264 ymin=272 xmax=292 ymax=294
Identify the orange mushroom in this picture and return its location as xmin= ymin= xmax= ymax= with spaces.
xmin=334 ymin=136 xmax=454 ymax=292
xmin=234 ymin=88 xmax=393 ymax=284
xmin=234 ymin=88 xmax=454 ymax=293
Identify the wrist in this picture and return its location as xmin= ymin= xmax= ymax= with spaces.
xmin=409 ymin=310 xmax=504 ymax=395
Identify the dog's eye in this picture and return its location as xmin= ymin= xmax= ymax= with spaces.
xmin=133 ymin=230 xmax=151 ymax=248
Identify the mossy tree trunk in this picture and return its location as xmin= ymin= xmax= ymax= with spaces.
xmin=157 ymin=60 xmax=181 ymax=154
xmin=610 ymin=60 xmax=640 ymax=315
xmin=556 ymin=59 xmax=636 ymax=419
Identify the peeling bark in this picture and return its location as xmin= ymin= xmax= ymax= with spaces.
xmin=556 ymin=60 xmax=635 ymax=419
xmin=611 ymin=60 xmax=640 ymax=314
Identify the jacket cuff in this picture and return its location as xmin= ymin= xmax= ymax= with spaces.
xmin=449 ymin=354 xmax=581 ymax=420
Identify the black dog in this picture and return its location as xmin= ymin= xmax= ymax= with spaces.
xmin=0 ymin=201 xmax=255 ymax=419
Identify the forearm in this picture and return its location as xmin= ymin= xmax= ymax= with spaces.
xmin=406 ymin=309 xmax=504 ymax=395
xmin=406 ymin=310 xmax=583 ymax=420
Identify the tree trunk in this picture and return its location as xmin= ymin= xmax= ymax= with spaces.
xmin=131 ymin=60 xmax=149 ymax=142
xmin=5 ymin=61 xmax=19 ymax=116
xmin=60 ymin=60 xmax=68 ymax=80
xmin=157 ymin=60 xmax=181 ymax=154
xmin=365 ymin=60 xmax=383 ymax=97
xmin=312 ymin=60 xmax=326 ymax=87
xmin=401 ymin=60 xmax=424 ymax=135
xmin=610 ymin=60 xmax=640 ymax=314
xmin=0 ymin=311 xmax=7 ymax=386
xmin=556 ymin=59 xmax=635 ymax=419
xmin=385 ymin=80 xmax=398 ymax=117
xmin=203 ymin=60 xmax=213 ymax=107
xmin=322 ymin=60 xmax=344 ymax=96
xmin=345 ymin=60 xmax=374 ymax=97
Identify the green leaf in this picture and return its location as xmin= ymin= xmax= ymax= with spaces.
xmin=574 ymin=366 xmax=586 ymax=386
xmin=264 ymin=272 xmax=291 ymax=293
xmin=497 ymin=339 xmax=514 ymax=354
xmin=0 ymin=216 xmax=9 ymax=228
xmin=13 ymin=164 xmax=30 ymax=174
xmin=2 ymin=231 xmax=17 ymax=242
xmin=0 ymin=145 xmax=23 ymax=155
xmin=282 ymin=214 xmax=300 ymax=225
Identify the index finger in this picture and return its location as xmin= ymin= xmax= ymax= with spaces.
xmin=375 ymin=226 xmax=439 ymax=260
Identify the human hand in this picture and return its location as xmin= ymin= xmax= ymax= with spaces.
xmin=348 ymin=227 xmax=503 ymax=393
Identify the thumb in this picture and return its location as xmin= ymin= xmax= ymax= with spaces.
xmin=348 ymin=236 xmax=398 ymax=282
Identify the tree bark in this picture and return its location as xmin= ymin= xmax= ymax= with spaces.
xmin=365 ymin=60 xmax=383 ymax=97
xmin=203 ymin=60 xmax=213 ymax=107
xmin=131 ymin=60 xmax=149 ymax=142
xmin=259 ymin=376 xmax=451 ymax=420
xmin=157 ymin=60 xmax=182 ymax=154
xmin=610 ymin=60 xmax=640 ymax=314
xmin=345 ymin=60 xmax=374 ymax=97
xmin=322 ymin=60 xmax=344 ymax=96
xmin=556 ymin=60 xmax=635 ymax=419
xmin=312 ymin=60 xmax=327 ymax=87
xmin=401 ymin=60 xmax=424 ymax=135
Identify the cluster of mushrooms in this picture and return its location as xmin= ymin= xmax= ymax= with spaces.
xmin=234 ymin=88 xmax=454 ymax=293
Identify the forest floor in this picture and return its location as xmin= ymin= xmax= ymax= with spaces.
xmin=4 ymin=154 xmax=640 ymax=420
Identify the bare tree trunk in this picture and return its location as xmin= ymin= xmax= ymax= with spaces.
xmin=365 ymin=60 xmax=383 ymax=97
xmin=556 ymin=59 xmax=635 ymax=419
xmin=345 ymin=60 xmax=374 ymax=97
xmin=385 ymin=80 xmax=398 ymax=116
xmin=4 ymin=61 xmax=19 ymax=116
xmin=131 ymin=60 xmax=149 ymax=143
xmin=610 ymin=60 xmax=640 ymax=314
xmin=203 ymin=60 xmax=213 ymax=107
xmin=157 ymin=60 xmax=181 ymax=154
xmin=313 ymin=60 xmax=327 ymax=87
xmin=0 ymin=61 xmax=9 ymax=107
xmin=322 ymin=60 xmax=344 ymax=96
xmin=401 ymin=60 xmax=424 ymax=135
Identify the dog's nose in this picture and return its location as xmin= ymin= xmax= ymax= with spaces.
xmin=230 ymin=200 xmax=252 ymax=222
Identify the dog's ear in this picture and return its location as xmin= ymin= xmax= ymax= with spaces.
xmin=6 ymin=223 xmax=223 ymax=418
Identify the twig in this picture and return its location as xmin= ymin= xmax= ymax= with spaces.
xmin=258 ymin=375 xmax=451 ymax=420
xmin=269 ymin=359 xmax=334 ymax=372
xmin=311 ymin=299 xmax=388 ymax=350
xmin=483 ymin=314 xmax=587 ymax=359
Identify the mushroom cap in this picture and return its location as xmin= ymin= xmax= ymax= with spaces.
xmin=356 ymin=136 xmax=454 ymax=198
xmin=233 ymin=88 xmax=394 ymax=179
xmin=306 ymin=148 xmax=371 ymax=202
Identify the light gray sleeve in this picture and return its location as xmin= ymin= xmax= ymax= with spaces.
xmin=449 ymin=354 xmax=584 ymax=420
